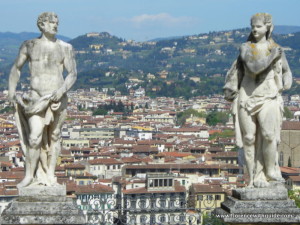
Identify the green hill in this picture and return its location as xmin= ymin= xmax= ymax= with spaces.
xmin=1 ymin=27 xmax=300 ymax=98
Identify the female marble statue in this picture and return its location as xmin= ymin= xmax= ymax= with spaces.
xmin=224 ymin=13 xmax=292 ymax=188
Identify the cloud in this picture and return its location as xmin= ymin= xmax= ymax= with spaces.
xmin=127 ymin=13 xmax=197 ymax=28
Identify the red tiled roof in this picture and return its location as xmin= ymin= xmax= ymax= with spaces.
xmin=65 ymin=163 xmax=85 ymax=169
xmin=123 ymin=163 xmax=240 ymax=170
xmin=75 ymin=184 xmax=114 ymax=194
xmin=191 ymin=183 xmax=225 ymax=193
xmin=156 ymin=152 xmax=192 ymax=158
xmin=281 ymin=167 xmax=300 ymax=174
xmin=88 ymin=158 xmax=123 ymax=165
xmin=288 ymin=176 xmax=300 ymax=182
xmin=123 ymin=183 xmax=185 ymax=194
xmin=282 ymin=121 xmax=300 ymax=130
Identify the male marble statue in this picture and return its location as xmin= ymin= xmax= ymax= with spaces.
xmin=8 ymin=12 xmax=77 ymax=188
xmin=224 ymin=13 xmax=292 ymax=188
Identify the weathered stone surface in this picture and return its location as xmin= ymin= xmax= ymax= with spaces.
xmin=19 ymin=185 xmax=66 ymax=197
xmin=213 ymin=186 xmax=300 ymax=224
xmin=8 ymin=12 xmax=77 ymax=189
xmin=232 ymin=182 xmax=288 ymax=200
xmin=2 ymin=186 xmax=86 ymax=224
xmin=222 ymin=196 xmax=300 ymax=214
xmin=1 ymin=197 xmax=86 ymax=224
xmin=224 ymin=12 xmax=293 ymax=189
xmin=214 ymin=206 xmax=300 ymax=224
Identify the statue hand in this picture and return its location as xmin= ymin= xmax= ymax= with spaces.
xmin=51 ymin=88 xmax=64 ymax=102
xmin=8 ymin=92 xmax=16 ymax=105
xmin=271 ymin=47 xmax=282 ymax=61
xmin=224 ymin=88 xmax=237 ymax=102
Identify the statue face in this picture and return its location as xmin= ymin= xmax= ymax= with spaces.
xmin=41 ymin=17 xmax=58 ymax=35
xmin=251 ymin=18 xmax=268 ymax=41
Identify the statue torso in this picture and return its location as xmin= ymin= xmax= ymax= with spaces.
xmin=239 ymin=42 xmax=279 ymax=113
xmin=26 ymin=39 xmax=66 ymax=96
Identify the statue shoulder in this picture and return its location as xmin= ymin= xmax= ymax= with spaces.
xmin=57 ymin=39 xmax=74 ymax=51
xmin=20 ymin=39 xmax=38 ymax=49
xmin=240 ymin=42 xmax=251 ymax=51
xmin=18 ymin=39 xmax=39 ymax=54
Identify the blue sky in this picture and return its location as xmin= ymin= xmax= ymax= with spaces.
xmin=1 ymin=0 xmax=300 ymax=41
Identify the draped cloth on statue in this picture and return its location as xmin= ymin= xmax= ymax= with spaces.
xmin=224 ymin=57 xmax=284 ymax=185
xmin=14 ymin=91 xmax=61 ymax=185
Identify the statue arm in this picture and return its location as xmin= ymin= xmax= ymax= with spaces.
xmin=51 ymin=44 xmax=77 ymax=101
xmin=281 ymin=51 xmax=292 ymax=90
xmin=240 ymin=44 xmax=281 ymax=76
xmin=8 ymin=43 xmax=28 ymax=102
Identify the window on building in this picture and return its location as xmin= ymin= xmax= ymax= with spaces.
xmin=279 ymin=151 xmax=284 ymax=167
xmin=140 ymin=215 xmax=147 ymax=224
xmin=131 ymin=200 xmax=136 ymax=209
xmin=179 ymin=214 xmax=185 ymax=222
xmin=151 ymin=200 xmax=156 ymax=208
xmin=159 ymin=179 xmax=163 ymax=186
xmin=170 ymin=200 xmax=175 ymax=208
xmin=149 ymin=179 xmax=154 ymax=187
xmin=160 ymin=214 xmax=166 ymax=223
xmin=207 ymin=195 xmax=213 ymax=201
xmin=215 ymin=194 xmax=221 ymax=200
xmin=150 ymin=215 xmax=156 ymax=224
xmin=164 ymin=179 xmax=168 ymax=186
xmin=154 ymin=179 xmax=159 ymax=187
xmin=140 ymin=200 xmax=146 ymax=209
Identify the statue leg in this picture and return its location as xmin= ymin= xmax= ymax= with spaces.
xmin=239 ymin=107 xmax=256 ymax=188
xmin=17 ymin=115 xmax=44 ymax=188
xmin=258 ymin=101 xmax=283 ymax=182
xmin=47 ymin=101 xmax=67 ymax=185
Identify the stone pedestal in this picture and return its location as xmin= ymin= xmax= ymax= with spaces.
xmin=1 ymin=185 xmax=86 ymax=225
xmin=214 ymin=182 xmax=300 ymax=224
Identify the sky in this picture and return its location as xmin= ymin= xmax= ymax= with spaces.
xmin=1 ymin=0 xmax=300 ymax=41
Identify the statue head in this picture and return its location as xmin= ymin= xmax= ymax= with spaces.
xmin=37 ymin=12 xmax=59 ymax=33
xmin=248 ymin=13 xmax=273 ymax=42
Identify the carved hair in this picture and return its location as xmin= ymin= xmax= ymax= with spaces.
xmin=248 ymin=13 xmax=274 ymax=42
xmin=37 ymin=12 xmax=59 ymax=32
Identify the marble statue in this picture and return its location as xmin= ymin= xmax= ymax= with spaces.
xmin=224 ymin=13 xmax=292 ymax=188
xmin=8 ymin=12 xmax=77 ymax=188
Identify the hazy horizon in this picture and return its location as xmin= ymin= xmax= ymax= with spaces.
xmin=1 ymin=0 xmax=300 ymax=41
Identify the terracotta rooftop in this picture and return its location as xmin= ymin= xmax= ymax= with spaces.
xmin=88 ymin=158 xmax=123 ymax=165
xmin=281 ymin=167 xmax=300 ymax=174
xmin=123 ymin=163 xmax=240 ymax=170
xmin=123 ymin=182 xmax=185 ymax=194
xmin=65 ymin=163 xmax=86 ymax=169
xmin=288 ymin=176 xmax=300 ymax=182
xmin=75 ymin=184 xmax=114 ymax=194
xmin=156 ymin=152 xmax=192 ymax=158
xmin=282 ymin=121 xmax=300 ymax=130
xmin=191 ymin=183 xmax=225 ymax=193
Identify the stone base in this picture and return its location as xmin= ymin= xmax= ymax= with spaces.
xmin=1 ymin=185 xmax=86 ymax=224
xmin=213 ymin=183 xmax=300 ymax=224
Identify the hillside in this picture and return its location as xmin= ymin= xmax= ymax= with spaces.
xmin=0 ymin=26 xmax=300 ymax=97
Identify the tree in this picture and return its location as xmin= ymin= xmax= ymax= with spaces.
xmin=202 ymin=213 xmax=227 ymax=225
xmin=288 ymin=190 xmax=300 ymax=208
xmin=284 ymin=106 xmax=293 ymax=119
xmin=206 ymin=111 xmax=229 ymax=126
xmin=176 ymin=108 xmax=206 ymax=126
xmin=288 ymin=156 xmax=292 ymax=167
xmin=92 ymin=107 xmax=107 ymax=116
